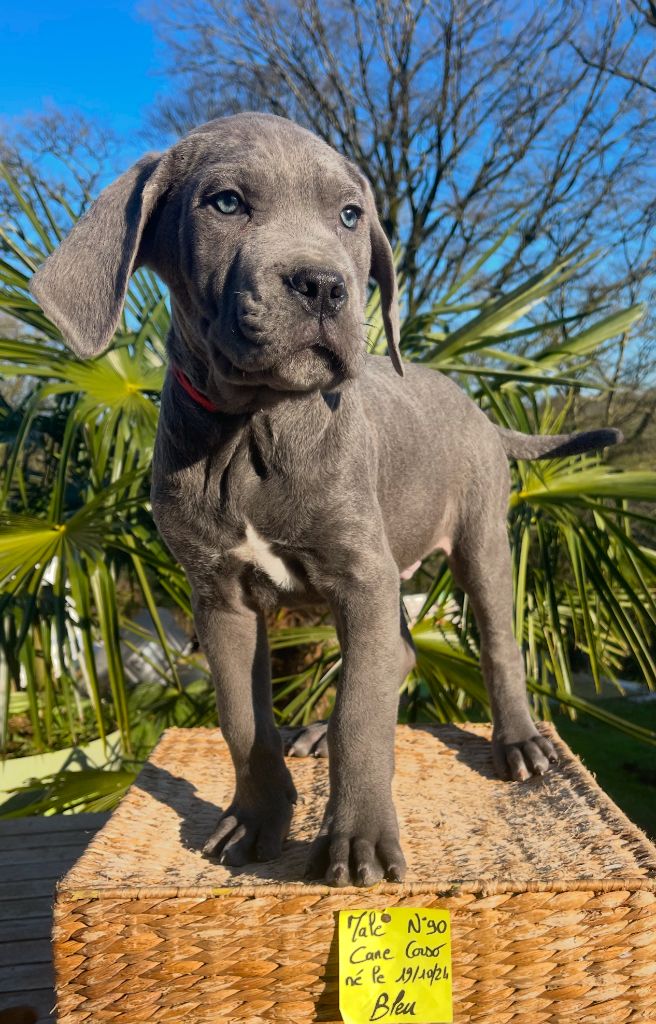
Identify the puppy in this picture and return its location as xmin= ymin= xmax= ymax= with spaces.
xmin=31 ymin=113 xmax=620 ymax=886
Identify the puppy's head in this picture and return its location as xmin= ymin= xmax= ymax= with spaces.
xmin=31 ymin=113 xmax=403 ymax=396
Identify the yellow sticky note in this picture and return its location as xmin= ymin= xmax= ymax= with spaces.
xmin=339 ymin=907 xmax=452 ymax=1024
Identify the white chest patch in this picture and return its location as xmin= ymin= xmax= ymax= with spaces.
xmin=231 ymin=521 xmax=299 ymax=590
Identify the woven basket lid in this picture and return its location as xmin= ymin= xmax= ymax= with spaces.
xmin=59 ymin=724 xmax=656 ymax=898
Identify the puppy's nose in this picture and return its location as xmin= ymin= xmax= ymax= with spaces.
xmin=285 ymin=267 xmax=347 ymax=317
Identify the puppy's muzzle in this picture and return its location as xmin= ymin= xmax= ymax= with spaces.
xmin=285 ymin=267 xmax=348 ymax=319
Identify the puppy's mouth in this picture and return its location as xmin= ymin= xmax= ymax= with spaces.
xmin=212 ymin=325 xmax=348 ymax=392
xmin=308 ymin=343 xmax=345 ymax=377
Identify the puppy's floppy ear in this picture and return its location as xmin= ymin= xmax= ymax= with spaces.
xmin=30 ymin=152 xmax=167 ymax=358
xmin=360 ymin=176 xmax=404 ymax=377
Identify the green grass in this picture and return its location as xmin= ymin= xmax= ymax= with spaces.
xmin=555 ymin=698 xmax=656 ymax=839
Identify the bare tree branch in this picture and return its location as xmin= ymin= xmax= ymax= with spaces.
xmin=135 ymin=0 xmax=656 ymax=386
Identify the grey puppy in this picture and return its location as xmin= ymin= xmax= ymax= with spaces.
xmin=31 ymin=113 xmax=620 ymax=887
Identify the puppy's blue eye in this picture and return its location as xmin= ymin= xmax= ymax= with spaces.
xmin=340 ymin=205 xmax=361 ymax=229
xmin=214 ymin=190 xmax=242 ymax=214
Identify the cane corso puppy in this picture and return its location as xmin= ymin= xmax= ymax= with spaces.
xmin=31 ymin=113 xmax=620 ymax=886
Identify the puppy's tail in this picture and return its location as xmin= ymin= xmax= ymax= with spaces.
xmin=496 ymin=425 xmax=623 ymax=460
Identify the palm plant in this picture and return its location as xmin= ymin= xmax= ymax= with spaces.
xmin=1 ymin=165 xmax=190 ymax=760
xmin=1 ymin=165 xmax=655 ymax=817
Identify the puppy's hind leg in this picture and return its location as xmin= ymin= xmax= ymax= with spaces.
xmin=285 ymin=721 xmax=329 ymax=758
xmin=449 ymin=524 xmax=559 ymax=781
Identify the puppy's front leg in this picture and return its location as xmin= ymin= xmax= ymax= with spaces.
xmin=306 ymin=556 xmax=407 ymax=887
xmin=194 ymin=595 xmax=297 ymax=864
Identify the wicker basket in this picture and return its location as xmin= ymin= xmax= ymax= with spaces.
xmin=53 ymin=724 xmax=656 ymax=1023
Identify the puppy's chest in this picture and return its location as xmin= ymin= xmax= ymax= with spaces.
xmin=203 ymin=430 xmax=315 ymax=601
xmin=159 ymin=411 xmax=343 ymax=604
xmin=225 ymin=494 xmax=316 ymax=608
xmin=229 ymin=517 xmax=296 ymax=582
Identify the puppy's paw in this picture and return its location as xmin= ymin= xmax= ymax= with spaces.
xmin=203 ymin=789 xmax=296 ymax=865
xmin=492 ymin=729 xmax=559 ymax=782
xmin=305 ymin=804 xmax=407 ymax=887
xmin=282 ymin=721 xmax=328 ymax=758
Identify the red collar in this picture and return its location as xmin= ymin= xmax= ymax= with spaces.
xmin=171 ymin=364 xmax=220 ymax=413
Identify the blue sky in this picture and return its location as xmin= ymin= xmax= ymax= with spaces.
xmin=1 ymin=0 xmax=159 ymax=161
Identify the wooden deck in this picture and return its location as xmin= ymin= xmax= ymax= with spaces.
xmin=0 ymin=813 xmax=109 ymax=1024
